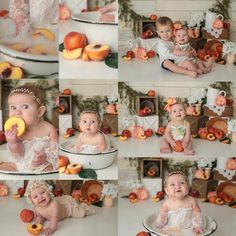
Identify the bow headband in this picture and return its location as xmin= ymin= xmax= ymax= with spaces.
xmin=164 ymin=98 xmax=177 ymax=113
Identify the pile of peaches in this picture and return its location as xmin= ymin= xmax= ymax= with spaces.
xmin=198 ymin=127 xmax=226 ymax=142
xmin=119 ymin=128 xmax=154 ymax=141
xmin=71 ymin=189 xmax=99 ymax=205
xmin=62 ymin=31 xmax=110 ymax=61
xmin=58 ymin=155 xmax=82 ymax=175
xmin=123 ymin=49 xmax=156 ymax=61
xmin=207 ymin=192 xmax=233 ymax=205
xmin=128 ymin=190 xmax=164 ymax=203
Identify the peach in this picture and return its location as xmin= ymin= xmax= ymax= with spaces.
xmin=128 ymin=192 xmax=138 ymax=203
xmin=85 ymin=44 xmax=110 ymax=61
xmin=63 ymin=89 xmax=71 ymax=95
xmin=20 ymin=209 xmax=34 ymax=223
xmin=207 ymin=133 xmax=216 ymax=141
xmin=0 ymin=183 xmax=8 ymax=196
xmin=0 ymin=61 xmax=11 ymax=75
xmin=58 ymin=155 xmax=70 ymax=167
xmin=157 ymin=127 xmax=165 ymax=136
xmin=67 ymin=163 xmax=82 ymax=174
xmin=89 ymin=193 xmax=99 ymax=203
xmin=147 ymin=168 xmax=157 ymax=177
xmin=4 ymin=117 xmax=26 ymax=137
xmin=208 ymin=196 xmax=217 ymax=204
xmin=147 ymin=90 xmax=155 ymax=97
xmin=27 ymin=223 xmax=43 ymax=235
xmin=59 ymin=166 xmax=67 ymax=173
xmin=145 ymin=129 xmax=154 ymax=137
xmin=215 ymin=130 xmax=224 ymax=139
xmin=17 ymin=187 xmax=25 ymax=197
xmin=64 ymin=32 xmax=87 ymax=50
xmin=152 ymin=196 xmax=160 ymax=202
xmin=32 ymin=28 xmax=55 ymax=41
xmin=121 ymin=130 xmax=131 ymax=138
xmin=59 ymin=3 xmax=71 ymax=20
xmin=119 ymin=135 xmax=128 ymax=141
xmin=62 ymin=48 xmax=83 ymax=60
xmin=26 ymin=44 xmax=56 ymax=56
xmin=215 ymin=197 xmax=225 ymax=205
xmin=198 ymin=127 xmax=208 ymax=139
xmin=71 ymin=189 xmax=82 ymax=200
xmin=136 ymin=231 xmax=150 ymax=236
xmin=81 ymin=50 xmax=90 ymax=61
xmin=174 ymin=141 xmax=184 ymax=152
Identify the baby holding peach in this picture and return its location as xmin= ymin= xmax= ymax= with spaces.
xmin=0 ymin=84 xmax=58 ymax=172
xmin=160 ymin=98 xmax=195 ymax=155
xmin=77 ymin=111 xmax=109 ymax=154
xmin=25 ymin=180 xmax=95 ymax=236
xmin=156 ymin=171 xmax=205 ymax=234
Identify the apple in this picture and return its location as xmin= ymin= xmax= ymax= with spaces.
xmin=64 ymin=32 xmax=87 ymax=50
xmin=17 ymin=187 xmax=25 ymax=197
xmin=145 ymin=129 xmax=153 ymax=137
xmin=126 ymin=50 xmax=135 ymax=59
xmin=121 ymin=130 xmax=131 ymax=138
xmin=58 ymin=155 xmax=70 ymax=167
xmin=53 ymin=187 xmax=63 ymax=197
xmin=128 ymin=192 xmax=138 ymax=203
xmin=20 ymin=209 xmax=34 ymax=223
xmin=147 ymin=50 xmax=155 ymax=58
xmin=67 ymin=128 xmax=75 ymax=136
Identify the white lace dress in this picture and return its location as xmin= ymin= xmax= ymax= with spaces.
xmin=156 ymin=207 xmax=206 ymax=230
xmin=8 ymin=136 xmax=58 ymax=173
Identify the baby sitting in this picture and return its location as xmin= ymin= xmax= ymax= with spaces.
xmin=77 ymin=111 xmax=109 ymax=154
xmin=160 ymin=98 xmax=195 ymax=155
xmin=25 ymin=180 xmax=95 ymax=236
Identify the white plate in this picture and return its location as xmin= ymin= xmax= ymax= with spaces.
xmin=143 ymin=214 xmax=217 ymax=236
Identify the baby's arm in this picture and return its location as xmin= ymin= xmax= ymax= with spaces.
xmin=182 ymin=121 xmax=191 ymax=148
xmin=191 ymin=198 xmax=204 ymax=234
xmin=97 ymin=133 xmax=107 ymax=152
xmin=164 ymin=122 xmax=176 ymax=149
xmin=49 ymin=125 xmax=59 ymax=143
xmin=43 ymin=201 xmax=59 ymax=236
xmin=156 ymin=200 xmax=169 ymax=228
xmin=35 ymin=211 xmax=46 ymax=225
xmin=5 ymin=125 xmax=24 ymax=157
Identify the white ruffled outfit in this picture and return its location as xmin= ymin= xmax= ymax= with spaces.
xmin=156 ymin=208 xmax=206 ymax=230
xmin=8 ymin=136 xmax=58 ymax=173
xmin=170 ymin=121 xmax=187 ymax=141
xmin=79 ymin=133 xmax=111 ymax=154
xmin=0 ymin=0 xmax=58 ymax=42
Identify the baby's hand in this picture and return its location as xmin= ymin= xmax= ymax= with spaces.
xmin=170 ymin=140 xmax=176 ymax=150
xmin=194 ymin=226 xmax=203 ymax=235
xmin=31 ymin=151 xmax=47 ymax=169
xmin=43 ymin=227 xmax=54 ymax=236
xmin=182 ymin=141 xmax=188 ymax=149
xmin=4 ymin=125 xmax=20 ymax=144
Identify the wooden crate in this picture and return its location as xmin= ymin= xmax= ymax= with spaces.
xmin=59 ymin=95 xmax=72 ymax=114
xmin=102 ymin=114 xmax=118 ymax=133
xmin=202 ymin=28 xmax=230 ymax=40
xmin=203 ymin=106 xmax=233 ymax=117
xmin=136 ymin=96 xmax=158 ymax=116
xmin=213 ymin=170 xmax=236 ymax=181
xmin=191 ymin=178 xmax=218 ymax=198
xmin=141 ymin=158 xmax=163 ymax=179
xmin=185 ymin=115 xmax=208 ymax=135
xmin=139 ymin=19 xmax=157 ymax=39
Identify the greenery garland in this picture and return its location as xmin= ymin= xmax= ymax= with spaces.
xmin=209 ymin=0 xmax=231 ymax=20
xmin=119 ymin=0 xmax=148 ymax=36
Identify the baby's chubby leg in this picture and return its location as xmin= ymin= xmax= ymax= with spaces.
xmin=183 ymin=140 xmax=195 ymax=155
xmin=72 ymin=203 xmax=95 ymax=218
xmin=163 ymin=60 xmax=197 ymax=78
xmin=0 ymin=162 xmax=17 ymax=171
xmin=180 ymin=60 xmax=198 ymax=78
xmin=160 ymin=138 xmax=172 ymax=153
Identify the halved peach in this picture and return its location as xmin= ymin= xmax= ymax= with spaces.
xmin=4 ymin=117 xmax=26 ymax=137
xmin=85 ymin=44 xmax=110 ymax=61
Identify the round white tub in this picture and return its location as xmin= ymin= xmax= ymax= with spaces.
xmin=60 ymin=140 xmax=117 ymax=170
xmin=71 ymin=12 xmax=118 ymax=52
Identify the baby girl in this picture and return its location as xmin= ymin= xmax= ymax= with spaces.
xmin=160 ymin=98 xmax=195 ymax=155
xmin=173 ymin=23 xmax=214 ymax=76
xmin=0 ymin=84 xmax=58 ymax=172
xmin=25 ymin=180 xmax=95 ymax=236
xmin=156 ymin=171 xmax=205 ymax=234
xmin=77 ymin=111 xmax=109 ymax=154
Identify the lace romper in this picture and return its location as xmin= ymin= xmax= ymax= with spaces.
xmin=170 ymin=120 xmax=187 ymax=141
xmin=8 ymin=136 xmax=58 ymax=173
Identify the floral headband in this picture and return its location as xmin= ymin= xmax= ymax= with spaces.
xmin=25 ymin=180 xmax=54 ymax=206
xmin=164 ymin=98 xmax=177 ymax=113
xmin=9 ymin=88 xmax=43 ymax=106
xmin=164 ymin=171 xmax=189 ymax=187
xmin=173 ymin=21 xmax=187 ymax=36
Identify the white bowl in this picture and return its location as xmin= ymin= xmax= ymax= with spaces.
xmin=71 ymin=12 xmax=118 ymax=52
xmin=60 ymin=140 xmax=117 ymax=170
xmin=0 ymin=44 xmax=58 ymax=76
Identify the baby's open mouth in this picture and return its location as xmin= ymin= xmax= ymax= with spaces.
xmin=39 ymin=199 xmax=46 ymax=204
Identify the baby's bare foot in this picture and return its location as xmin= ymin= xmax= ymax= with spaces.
xmin=197 ymin=68 xmax=203 ymax=75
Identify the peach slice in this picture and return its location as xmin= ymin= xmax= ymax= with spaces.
xmin=7 ymin=43 xmax=28 ymax=52
xmin=62 ymin=48 xmax=82 ymax=60
xmin=85 ymin=44 xmax=110 ymax=61
xmin=27 ymin=224 xmax=43 ymax=235
xmin=0 ymin=61 xmax=11 ymax=75
xmin=26 ymin=44 xmax=56 ymax=56
xmin=4 ymin=117 xmax=26 ymax=137
xmin=81 ymin=50 xmax=90 ymax=61
xmin=32 ymin=28 xmax=55 ymax=41
xmin=9 ymin=66 xmax=24 ymax=79
xmin=119 ymin=136 xmax=128 ymax=141
xmin=67 ymin=163 xmax=82 ymax=174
